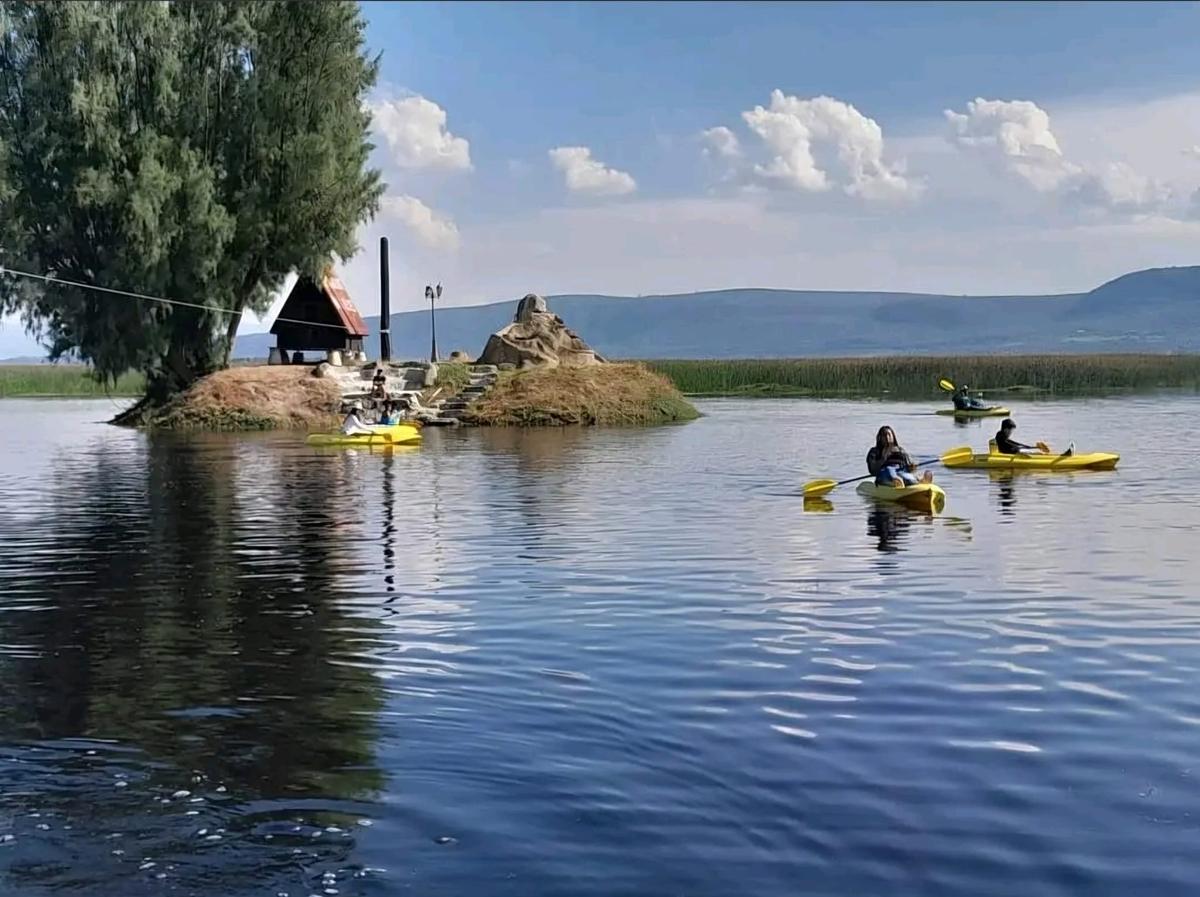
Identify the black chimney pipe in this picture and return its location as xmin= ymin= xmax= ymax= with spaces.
xmin=379 ymin=236 xmax=391 ymax=362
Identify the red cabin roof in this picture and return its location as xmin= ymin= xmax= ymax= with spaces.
xmin=322 ymin=274 xmax=368 ymax=337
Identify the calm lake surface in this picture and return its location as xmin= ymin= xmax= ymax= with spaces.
xmin=1 ymin=395 xmax=1198 ymax=896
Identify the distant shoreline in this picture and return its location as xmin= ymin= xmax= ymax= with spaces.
xmin=6 ymin=354 xmax=1200 ymax=401
xmin=645 ymin=354 xmax=1200 ymax=399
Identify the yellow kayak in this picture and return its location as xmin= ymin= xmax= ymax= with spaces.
xmin=856 ymin=480 xmax=946 ymax=512
xmin=944 ymin=450 xmax=1118 ymax=471
xmin=935 ymin=406 xmax=1011 ymax=418
xmin=306 ymin=424 xmax=422 ymax=448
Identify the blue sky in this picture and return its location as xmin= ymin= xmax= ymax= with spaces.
xmin=4 ymin=1 xmax=1200 ymax=356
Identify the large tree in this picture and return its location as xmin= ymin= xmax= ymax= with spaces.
xmin=0 ymin=1 xmax=382 ymax=407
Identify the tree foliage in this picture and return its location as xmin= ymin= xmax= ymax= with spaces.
xmin=0 ymin=1 xmax=382 ymax=399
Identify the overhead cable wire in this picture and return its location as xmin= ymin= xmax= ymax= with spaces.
xmin=0 ymin=264 xmax=351 ymax=331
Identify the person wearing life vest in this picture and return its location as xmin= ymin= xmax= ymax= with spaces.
xmin=953 ymin=384 xmax=987 ymax=411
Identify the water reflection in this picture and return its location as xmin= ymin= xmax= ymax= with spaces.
xmin=0 ymin=433 xmax=388 ymax=893
xmin=991 ymin=471 xmax=1018 ymax=517
xmin=866 ymin=505 xmax=914 ymax=554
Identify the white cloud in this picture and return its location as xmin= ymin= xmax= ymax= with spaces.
xmin=1186 ymin=145 xmax=1200 ymax=160
xmin=740 ymin=90 xmax=918 ymax=200
xmin=548 ymin=146 xmax=637 ymax=196
xmin=944 ymin=97 xmax=1170 ymax=214
xmin=1066 ymin=162 xmax=1172 ymax=214
xmin=370 ymin=95 xmax=472 ymax=171
xmin=379 ymin=194 xmax=460 ymax=250
xmin=701 ymin=126 xmax=742 ymax=158
xmin=944 ymin=97 xmax=1071 ymax=192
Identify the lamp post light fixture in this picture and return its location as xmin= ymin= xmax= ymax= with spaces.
xmin=425 ymin=283 xmax=442 ymax=362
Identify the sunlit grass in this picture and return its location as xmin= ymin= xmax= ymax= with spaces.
xmin=645 ymin=355 xmax=1200 ymax=398
xmin=0 ymin=364 xmax=145 ymax=397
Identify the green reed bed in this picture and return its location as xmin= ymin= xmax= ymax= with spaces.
xmin=0 ymin=364 xmax=145 ymax=397
xmin=645 ymin=355 xmax=1200 ymax=398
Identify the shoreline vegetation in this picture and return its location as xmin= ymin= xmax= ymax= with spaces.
xmin=5 ymin=354 xmax=1200 ymax=425
xmin=0 ymin=365 xmax=144 ymax=398
xmin=645 ymin=354 xmax=1200 ymax=398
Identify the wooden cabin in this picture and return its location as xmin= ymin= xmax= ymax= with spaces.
xmin=269 ymin=273 xmax=368 ymax=361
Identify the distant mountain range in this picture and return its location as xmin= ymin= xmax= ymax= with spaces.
xmin=4 ymin=265 xmax=1197 ymax=365
xmin=232 ymin=266 xmax=1200 ymax=360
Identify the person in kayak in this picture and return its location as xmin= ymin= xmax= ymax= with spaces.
xmin=341 ymin=400 xmax=371 ymax=435
xmin=993 ymin=418 xmax=1075 ymax=456
xmin=377 ymin=401 xmax=397 ymax=426
xmin=867 ymin=426 xmax=934 ymax=487
xmin=953 ymin=384 xmax=988 ymax=411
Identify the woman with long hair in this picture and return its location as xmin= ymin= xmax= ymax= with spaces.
xmin=866 ymin=426 xmax=933 ymax=487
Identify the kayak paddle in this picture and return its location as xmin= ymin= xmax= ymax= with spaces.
xmin=938 ymin=378 xmax=956 ymax=392
xmin=801 ymin=445 xmax=972 ymax=498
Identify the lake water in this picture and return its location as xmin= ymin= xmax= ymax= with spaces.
xmin=1 ymin=396 xmax=1199 ymax=896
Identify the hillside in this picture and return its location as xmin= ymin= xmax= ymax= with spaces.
xmin=188 ymin=265 xmax=1200 ymax=361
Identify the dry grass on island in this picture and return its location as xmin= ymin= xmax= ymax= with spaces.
xmin=137 ymin=365 xmax=341 ymax=430
xmin=462 ymin=363 xmax=699 ymax=427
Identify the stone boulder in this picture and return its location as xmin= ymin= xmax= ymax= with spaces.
xmin=478 ymin=294 xmax=604 ymax=369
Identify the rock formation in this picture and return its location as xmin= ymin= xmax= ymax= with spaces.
xmin=478 ymin=294 xmax=604 ymax=368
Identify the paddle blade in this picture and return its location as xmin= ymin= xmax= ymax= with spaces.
xmin=1036 ymin=441 xmax=1050 ymax=453
xmin=939 ymin=378 xmax=956 ymax=392
xmin=939 ymin=444 xmax=974 ymax=465
xmin=801 ymin=478 xmax=838 ymax=498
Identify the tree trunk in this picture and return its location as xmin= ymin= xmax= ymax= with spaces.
xmin=221 ymin=307 xmax=243 ymax=369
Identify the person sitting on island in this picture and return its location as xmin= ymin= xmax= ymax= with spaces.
xmin=953 ymin=384 xmax=988 ymax=411
xmin=866 ymin=425 xmax=934 ymax=487
xmin=371 ymin=367 xmax=388 ymax=400
xmin=341 ymin=400 xmax=371 ymax=435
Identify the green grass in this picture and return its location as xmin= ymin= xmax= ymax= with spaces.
xmin=0 ymin=364 xmax=145 ymax=397
xmin=434 ymin=361 xmax=472 ymax=393
xmin=645 ymin=355 xmax=1200 ymax=398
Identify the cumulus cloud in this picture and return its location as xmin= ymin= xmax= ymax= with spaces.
xmin=701 ymin=126 xmax=742 ymax=158
xmin=944 ymin=97 xmax=1170 ymax=214
xmin=370 ymin=95 xmax=472 ymax=171
xmin=740 ymin=90 xmax=918 ymax=200
xmin=379 ymin=194 xmax=460 ymax=250
xmin=945 ymin=97 xmax=1071 ymax=191
xmin=548 ymin=146 xmax=637 ymax=196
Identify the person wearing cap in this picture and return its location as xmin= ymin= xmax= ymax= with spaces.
xmin=341 ymin=401 xmax=371 ymax=435
xmin=953 ymin=384 xmax=987 ymax=411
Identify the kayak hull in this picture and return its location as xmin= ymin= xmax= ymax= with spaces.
xmin=306 ymin=425 xmax=422 ymax=448
xmin=856 ymin=480 xmax=946 ymax=512
xmin=935 ymin=407 xmax=1010 ymax=418
xmin=944 ymin=451 xmax=1118 ymax=471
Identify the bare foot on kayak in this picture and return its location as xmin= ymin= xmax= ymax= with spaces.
xmin=892 ymin=477 xmax=905 ymax=488
xmin=921 ymin=470 xmax=934 ymax=483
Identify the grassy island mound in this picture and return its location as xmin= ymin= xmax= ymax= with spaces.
xmin=130 ymin=366 xmax=341 ymax=431
xmin=462 ymin=363 xmax=698 ymax=427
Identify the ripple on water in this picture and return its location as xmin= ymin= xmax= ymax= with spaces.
xmin=2 ymin=398 xmax=1200 ymax=895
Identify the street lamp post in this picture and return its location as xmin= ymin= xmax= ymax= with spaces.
xmin=425 ymin=283 xmax=442 ymax=362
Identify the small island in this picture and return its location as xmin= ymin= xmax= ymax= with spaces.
xmin=138 ymin=289 xmax=697 ymax=431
